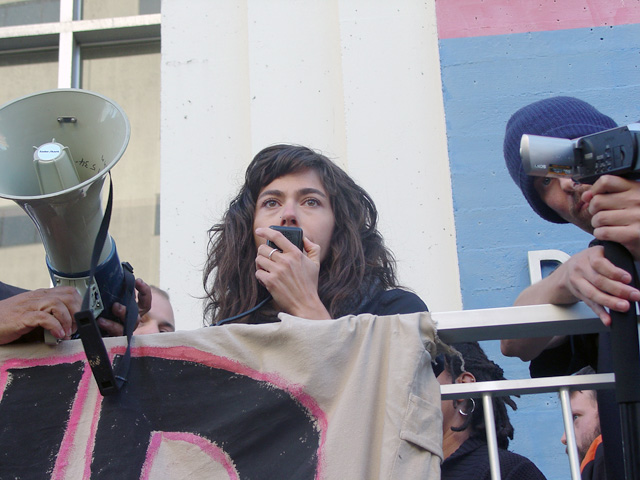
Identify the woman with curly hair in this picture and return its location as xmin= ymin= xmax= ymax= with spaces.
xmin=203 ymin=144 xmax=427 ymax=325
xmin=435 ymin=342 xmax=547 ymax=479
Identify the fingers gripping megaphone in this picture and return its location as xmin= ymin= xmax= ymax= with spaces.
xmin=0 ymin=89 xmax=133 ymax=339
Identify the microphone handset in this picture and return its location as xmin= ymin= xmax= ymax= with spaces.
xmin=266 ymin=225 xmax=304 ymax=252
xmin=216 ymin=226 xmax=303 ymax=325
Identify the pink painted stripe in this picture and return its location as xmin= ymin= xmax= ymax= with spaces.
xmin=81 ymin=373 xmax=104 ymax=480
xmin=0 ymin=353 xmax=96 ymax=478
xmin=0 ymin=352 xmax=87 ymax=400
xmin=115 ymin=346 xmax=329 ymax=479
xmin=436 ymin=0 xmax=640 ymax=39
xmin=1 ymin=345 xmax=328 ymax=479
xmin=141 ymin=431 xmax=238 ymax=480
xmin=112 ymin=345 xmax=328 ymax=478
xmin=52 ymin=366 xmax=94 ymax=480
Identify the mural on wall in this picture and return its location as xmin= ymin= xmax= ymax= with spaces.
xmin=435 ymin=1 xmax=640 ymax=478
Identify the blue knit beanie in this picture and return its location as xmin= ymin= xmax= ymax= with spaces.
xmin=503 ymin=96 xmax=617 ymax=224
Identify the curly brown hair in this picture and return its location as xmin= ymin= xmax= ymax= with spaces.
xmin=202 ymin=144 xmax=398 ymax=325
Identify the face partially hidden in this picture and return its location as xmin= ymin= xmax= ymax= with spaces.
xmin=436 ymin=369 xmax=456 ymax=433
xmin=534 ymin=177 xmax=593 ymax=233
xmin=253 ymin=169 xmax=335 ymax=262
xmin=561 ymin=390 xmax=601 ymax=463
xmin=133 ymin=291 xmax=176 ymax=335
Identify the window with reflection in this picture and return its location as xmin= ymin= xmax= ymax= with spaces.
xmin=0 ymin=0 xmax=60 ymax=28
xmin=82 ymin=0 xmax=160 ymax=20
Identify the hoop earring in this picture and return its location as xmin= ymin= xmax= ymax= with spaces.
xmin=458 ymin=398 xmax=476 ymax=416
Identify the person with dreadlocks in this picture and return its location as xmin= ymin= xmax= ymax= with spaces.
xmin=435 ymin=342 xmax=546 ymax=479
xmin=203 ymin=144 xmax=427 ymax=325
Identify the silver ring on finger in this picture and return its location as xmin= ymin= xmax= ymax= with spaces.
xmin=268 ymin=248 xmax=278 ymax=260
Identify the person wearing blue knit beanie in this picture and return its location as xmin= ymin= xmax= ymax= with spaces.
xmin=503 ymin=96 xmax=617 ymax=225
xmin=502 ymin=96 xmax=640 ymax=332
xmin=501 ymin=96 xmax=639 ymax=480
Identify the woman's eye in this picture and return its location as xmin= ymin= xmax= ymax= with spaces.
xmin=542 ymin=177 xmax=552 ymax=186
xmin=304 ymin=198 xmax=319 ymax=207
xmin=263 ymin=199 xmax=278 ymax=208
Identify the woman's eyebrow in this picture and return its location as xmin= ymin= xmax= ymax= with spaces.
xmin=258 ymin=187 xmax=328 ymax=200
xmin=257 ymin=189 xmax=284 ymax=200
xmin=297 ymin=187 xmax=327 ymax=198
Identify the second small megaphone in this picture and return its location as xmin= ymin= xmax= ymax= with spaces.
xmin=0 ymin=88 xmax=132 ymax=332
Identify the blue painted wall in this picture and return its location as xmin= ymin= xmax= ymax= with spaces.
xmin=440 ymin=23 xmax=640 ymax=479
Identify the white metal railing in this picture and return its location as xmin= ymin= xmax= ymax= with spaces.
xmin=433 ymin=303 xmax=615 ymax=480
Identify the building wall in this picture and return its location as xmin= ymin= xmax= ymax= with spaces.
xmin=436 ymin=1 xmax=640 ymax=478
xmin=160 ymin=0 xmax=462 ymax=330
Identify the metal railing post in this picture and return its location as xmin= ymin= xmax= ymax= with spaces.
xmin=482 ymin=393 xmax=501 ymax=480
xmin=559 ymin=387 xmax=582 ymax=479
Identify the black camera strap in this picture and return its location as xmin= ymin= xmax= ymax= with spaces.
xmin=74 ymin=175 xmax=138 ymax=396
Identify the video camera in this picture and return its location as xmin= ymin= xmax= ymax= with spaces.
xmin=520 ymin=123 xmax=640 ymax=184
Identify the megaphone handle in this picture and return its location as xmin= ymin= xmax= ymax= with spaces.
xmin=75 ymin=175 xmax=135 ymax=396
xmin=75 ymin=310 xmax=119 ymax=395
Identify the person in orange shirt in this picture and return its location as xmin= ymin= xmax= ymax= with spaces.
xmin=561 ymin=367 xmax=605 ymax=479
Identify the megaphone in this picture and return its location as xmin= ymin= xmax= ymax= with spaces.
xmin=0 ymin=88 xmax=132 ymax=333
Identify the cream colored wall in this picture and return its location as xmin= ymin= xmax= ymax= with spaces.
xmin=161 ymin=0 xmax=461 ymax=330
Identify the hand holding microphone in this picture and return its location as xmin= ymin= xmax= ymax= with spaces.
xmin=255 ymin=226 xmax=330 ymax=320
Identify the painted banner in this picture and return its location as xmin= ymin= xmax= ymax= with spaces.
xmin=0 ymin=312 xmax=442 ymax=479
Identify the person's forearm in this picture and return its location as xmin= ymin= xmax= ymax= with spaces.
xmin=500 ymin=335 xmax=566 ymax=361
xmin=500 ymin=273 xmax=571 ymax=361
xmin=514 ymin=265 xmax=578 ymax=306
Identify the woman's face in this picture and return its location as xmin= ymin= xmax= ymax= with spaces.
xmin=253 ymin=169 xmax=335 ymax=262
xmin=437 ymin=367 xmax=476 ymax=437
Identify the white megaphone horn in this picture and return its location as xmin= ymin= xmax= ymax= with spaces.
xmin=0 ymin=89 xmax=132 ymax=334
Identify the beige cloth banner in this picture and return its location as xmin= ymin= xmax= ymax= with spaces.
xmin=0 ymin=312 xmax=442 ymax=479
